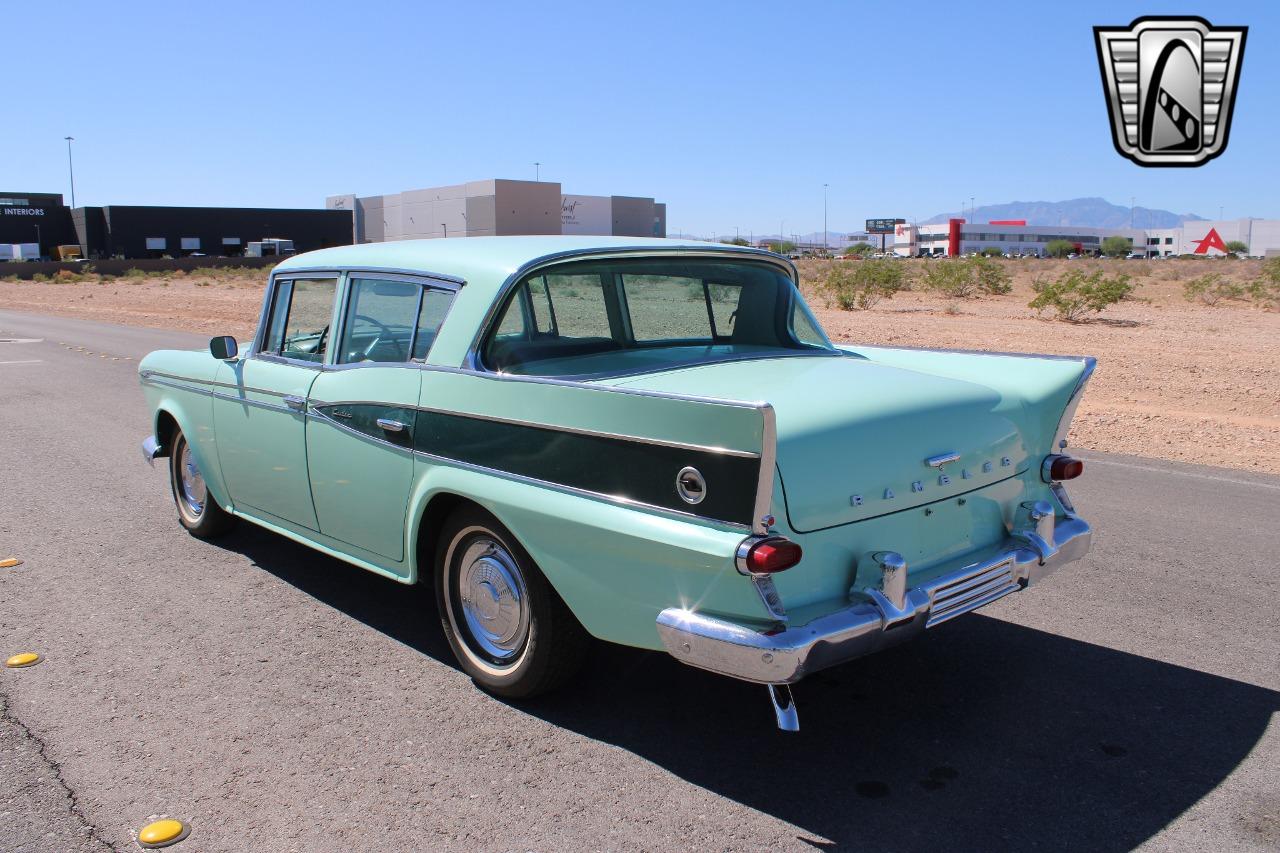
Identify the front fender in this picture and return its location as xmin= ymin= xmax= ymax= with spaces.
xmin=405 ymin=462 xmax=767 ymax=650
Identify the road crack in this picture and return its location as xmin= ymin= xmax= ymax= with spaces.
xmin=0 ymin=690 xmax=119 ymax=852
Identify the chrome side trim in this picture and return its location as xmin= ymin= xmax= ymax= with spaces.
xmin=657 ymin=515 xmax=1092 ymax=684
xmin=413 ymin=404 xmax=761 ymax=458
xmin=752 ymin=405 xmax=777 ymax=534
xmin=1053 ymin=357 xmax=1098 ymax=449
xmin=141 ymin=375 xmax=299 ymax=415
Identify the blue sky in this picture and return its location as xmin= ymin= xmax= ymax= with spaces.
xmin=12 ymin=1 xmax=1276 ymax=236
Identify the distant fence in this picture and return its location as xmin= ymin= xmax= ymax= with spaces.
xmin=0 ymin=256 xmax=281 ymax=281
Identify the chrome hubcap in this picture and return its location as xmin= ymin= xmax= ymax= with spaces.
xmin=178 ymin=442 xmax=206 ymax=516
xmin=457 ymin=537 xmax=529 ymax=663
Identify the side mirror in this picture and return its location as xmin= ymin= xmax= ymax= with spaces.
xmin=210 ymin=335 xmax=239 ymax=360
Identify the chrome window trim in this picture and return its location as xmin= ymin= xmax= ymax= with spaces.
xmin=251 ymin=270 xmax=342 ymax=360
xmin=460 ymin=246 xmax=798 ymax=372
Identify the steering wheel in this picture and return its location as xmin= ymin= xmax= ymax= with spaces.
xmin=353 ymin=314 xmax=404 ymax=361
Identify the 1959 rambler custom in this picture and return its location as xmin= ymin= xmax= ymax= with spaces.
xmin=140 ymin=236 xmax=1093 ymax=730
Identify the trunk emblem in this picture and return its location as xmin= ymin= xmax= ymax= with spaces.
xmin=925 ymin=452 xmax=961 ymax=470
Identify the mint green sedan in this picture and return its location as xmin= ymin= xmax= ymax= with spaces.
xmin=140 ymin=237 xmax=1093 ymax=730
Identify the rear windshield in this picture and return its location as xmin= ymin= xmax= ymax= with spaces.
xmin=480 ymin=257 xmax=834 ymax=378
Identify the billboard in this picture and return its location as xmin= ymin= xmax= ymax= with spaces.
xmin=866 ymin=218 xmax=905 ymax=234
xmin=561 ymin=195 xmax=611 ymax=235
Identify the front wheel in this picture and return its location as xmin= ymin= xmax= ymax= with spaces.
xmin=435 ymin=506 xmax=589 ymax=698
xmin=169 ymin=429 xmax=236 ymax=539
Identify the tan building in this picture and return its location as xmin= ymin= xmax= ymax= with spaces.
xmin=328 ymin=180 xmax=665 ymax=243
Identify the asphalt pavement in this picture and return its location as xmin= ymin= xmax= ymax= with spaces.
xmin=1 ymin=308 xmax=1277 ymax=852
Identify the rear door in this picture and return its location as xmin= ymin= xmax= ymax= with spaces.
xmin=214 ymin=274 xmax=338 ymax=530
xmin=306 ymin=274 xmax=457 ymax=564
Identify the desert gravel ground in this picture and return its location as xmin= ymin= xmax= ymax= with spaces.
xmin=2 ymin=257 xmax=1275 ymax=474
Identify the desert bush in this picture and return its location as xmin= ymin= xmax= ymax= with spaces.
xmin=31 ymin=273 xmax=50 ymax=282
xmin=844 ymin=242 xmax=875 ymax=257
xmin=123 ymin=267 xmax=146 ymax=278
xmin=1248 ymin=258 xmax=1280 ymax=309
xmin=920 ymin=257 xmax=1010 ymax=298
xmin=970 ymin=256 xmax=1012 ymax=294
xmin=920 ymin=259 xmax=976 ymax=298
xmin=1224 ymin=240 xmax=1248 ymax=255
xmin=823 ymin=259 xmax=907 ymax=310
xmin=1029 ymin=269 xmax=1134 ymax=321
xmin=1182 ymin=272 xmax=1244 ymax=306
xmin=1044 ymin=239 xmax=1076 ymax=258
xmin=54 ymin=269 xmax=83 ymax=283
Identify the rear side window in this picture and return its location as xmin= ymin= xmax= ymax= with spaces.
xmin=412 ymin=289 xmax=454 ymax=361
xmin=338 ymin=278 xmax=420 ymax=364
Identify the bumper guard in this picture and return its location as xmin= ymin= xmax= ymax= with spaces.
xmin=656 ymin=512 xmax=1091 ymax=685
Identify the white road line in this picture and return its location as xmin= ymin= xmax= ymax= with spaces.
xmin=1085 ymin=455 xmax=1280 ymax=492
xmin=0 ymin=360 xmax=43 ymax=365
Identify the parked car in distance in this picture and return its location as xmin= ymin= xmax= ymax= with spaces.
xmin=138 ymin=236 xmax=1095 ymax=730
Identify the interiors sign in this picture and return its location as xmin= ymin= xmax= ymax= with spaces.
xmin=3 ymin=207 xmax=45 ymax=216
xmin=561 ymin=195 xmax=610 ymax=235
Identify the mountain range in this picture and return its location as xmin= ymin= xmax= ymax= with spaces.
xmin=922 ymin=197 xmax=1203 ymax=229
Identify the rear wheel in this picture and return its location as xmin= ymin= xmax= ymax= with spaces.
xmin=435 ymin=506 xmax=589 ymax=698
xmin=169 ymin=429 xmax=236 ymax=539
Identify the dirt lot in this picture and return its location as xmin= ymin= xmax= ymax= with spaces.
xmin=1 ymin=258 xmax=1276 ymax=474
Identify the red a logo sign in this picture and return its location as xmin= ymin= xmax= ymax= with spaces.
xmin=1193 ymin=227 xmax=1228 ymax=254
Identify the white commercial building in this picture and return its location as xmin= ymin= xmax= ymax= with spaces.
xmin=894 ymin=218 xmax=1280 ymax=258
xmin=1142 ymin=218 xmax=1280 ymax=257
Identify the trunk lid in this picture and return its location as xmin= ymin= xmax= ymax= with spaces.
xmin=607 ymin=353 xmax=1032 ymax=532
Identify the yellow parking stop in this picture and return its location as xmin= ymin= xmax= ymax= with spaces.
xmin=0 ymin=558 xmax=22 ymax=568
xmin=138 ymin=818 xmax=189 ymax=848
xmin=5 ymin=653 xmax=42 ymax=668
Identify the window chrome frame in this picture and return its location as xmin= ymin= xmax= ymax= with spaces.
xmin=251 ymin=266 xmax=463 ymax=370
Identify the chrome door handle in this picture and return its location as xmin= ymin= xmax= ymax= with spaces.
xmin=283 ymin=395 xmax=306 ymax=411
xmin=376 ymin=418 xmax=408 ymax=433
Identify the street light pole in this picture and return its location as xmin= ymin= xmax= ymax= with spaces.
xmin=534 ymin=162 xmax=541 ymax=182
xmin=34 ymin=223 xmax=41 ymax=256
xmin=823 ymin=183 xmax=828 ymax=252
xmin=64 ymin=136 xmax=76 ymax=208
xmin=970 ymin=196 xmax=975 ymax=223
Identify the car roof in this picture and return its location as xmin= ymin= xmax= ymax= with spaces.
xmin=272 ymin=236 xmax=793 ymax=369
xmin=273 ymin=235 xmax=780 ymax=284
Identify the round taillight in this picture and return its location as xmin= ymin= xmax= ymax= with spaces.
xmin=741 ymin=537 xmax=803 ymax=575
xmin=1048 ymin=455 xmax=1084 ymax=481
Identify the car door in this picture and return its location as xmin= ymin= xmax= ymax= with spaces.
xmin=306 ymin=273 xmax=457 ymax=565
xmin=213 ymin=273 xmax=339 ymax=530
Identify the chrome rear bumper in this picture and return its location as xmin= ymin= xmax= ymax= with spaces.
xmin=656 ymin=514 xmax=1091 ymax=685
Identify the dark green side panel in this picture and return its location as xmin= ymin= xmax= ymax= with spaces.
xmin=414 ymin=410 xmax=760 ymax=525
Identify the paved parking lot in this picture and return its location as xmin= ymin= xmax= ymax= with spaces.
xmin=1 ymin=311 xmax=1277 ymax=852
